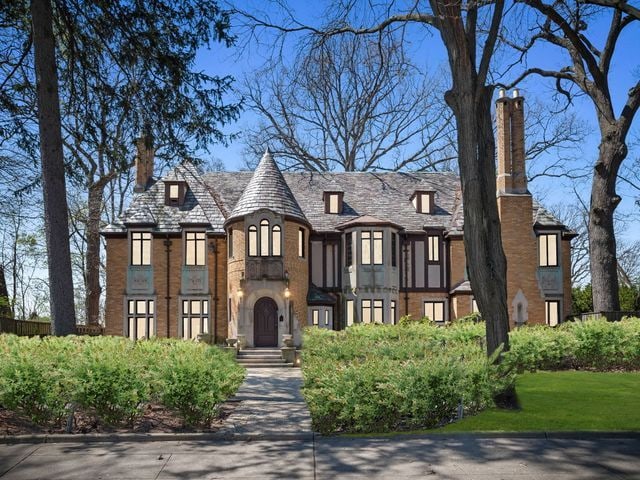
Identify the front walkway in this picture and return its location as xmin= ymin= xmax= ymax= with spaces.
xmin=218 ymin=367 xmax=312 ymax=439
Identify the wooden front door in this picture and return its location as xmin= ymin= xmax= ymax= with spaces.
xmin=254 ymin=297 xmax=278 ymax=347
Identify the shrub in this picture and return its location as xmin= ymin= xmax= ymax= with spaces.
xmin=505 ymin=318 xmax=640 ymax=372
xmin=159 ymin=342 xmax=244 ymax=426
xmin=0 ymin=336 xmax=71 ymax=425
xmin=302 ymin=322 xmax=508 ymax=434
xmin=302 ymin=318 xmax=640 ymax=434
xmin=0 ymin=335 xmax=244 ymax=428
xmin=71 ymin=337 xmax=151 ymax=425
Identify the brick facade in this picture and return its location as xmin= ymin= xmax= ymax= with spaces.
xmin=102 ymin=94 xmax=575 ymax=341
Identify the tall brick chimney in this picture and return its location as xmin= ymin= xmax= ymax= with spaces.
xmin=495 ymin=90 xmax=545 ymax=328
xmin=496 ymin=89 xmax=527 ymax=194
xmin=134 ymin=134 xmax=155 ymax=193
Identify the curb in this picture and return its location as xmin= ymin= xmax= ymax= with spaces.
xmin=0 ymin=431 xmax=315 ymax=445
xmin=322 ymin=431 xmax=640 ymax=441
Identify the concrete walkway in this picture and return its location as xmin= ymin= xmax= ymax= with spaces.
xmin=2 ymin=435 xmax=640 ymax=478
xmin=217 ymin=367 xmax=312 ymax=439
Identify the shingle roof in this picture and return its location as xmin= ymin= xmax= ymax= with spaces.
xmin=101 ymin=162 xmax=225 ymax=234
xmin=103 ymin=154 xmax=570 ymax=236
xmin=225 ymin=149 xmax=307 ymax=225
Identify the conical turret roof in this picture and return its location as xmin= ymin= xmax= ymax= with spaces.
xmin=225 ymin=149 xmax=307 ymax=225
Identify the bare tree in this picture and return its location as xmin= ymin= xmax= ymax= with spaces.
xmin=523 ymin=100 xmax=591 ymax=183
xmin=510 ymin=0 xmax=640 ymax=312
xmin=244 ymin=32 xmax=455 ymax=172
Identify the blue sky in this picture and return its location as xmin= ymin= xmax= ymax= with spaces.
xmin=195 ymin=1 xmax=640 ymax=242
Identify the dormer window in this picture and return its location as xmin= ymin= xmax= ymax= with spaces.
xmin=411 ymin=190 xmax=435 ymax=214
xmin=323 ymin=191 xmax=344 ymax=214
xmin=165 ymin=181 xmax=186 ymax=207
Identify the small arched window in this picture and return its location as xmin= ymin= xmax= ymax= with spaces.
xmin=248 ymin=225 xmax=258 ymax=256
xmin=272 ymin=225 xmax=282 ymax=256
xmin=260 ymin=219 xmax=270 ymax=256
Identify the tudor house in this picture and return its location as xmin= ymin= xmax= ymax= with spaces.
xmin=102 ymin=92 xmax=575 ymax=347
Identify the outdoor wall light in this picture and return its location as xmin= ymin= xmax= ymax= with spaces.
xmin=237 ymin=288 xmax=244 ymax=298
xmin=284 ymin=287 xmax=291 ymax=299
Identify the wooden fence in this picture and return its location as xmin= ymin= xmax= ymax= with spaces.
xmin=579 ymin=311 xmax=640 ymax=322
xmin=0 ymin=317 xmax=104 ymax=336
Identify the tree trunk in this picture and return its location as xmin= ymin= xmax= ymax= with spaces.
xmin=430 ymin=0 xmax=515 ymax=407
xmin=447 ymin=86 xmax=511 ymax=358
xmin=589 ymin=130 xmax=625 ymax=313
xmin=85 ymin=182 xmax=103 ymax=325
xmin=0 ymin=264 xmax=12 ymax=318
xmin=31 ymin=0 xmax=77 ymax=335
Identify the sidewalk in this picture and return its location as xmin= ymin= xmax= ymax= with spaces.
xmin=217 ymin=367 xmax=313 ymax=440
xmin=2 ymin=435 xmax=640 ymax=478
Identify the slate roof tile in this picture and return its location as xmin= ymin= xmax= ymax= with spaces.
xmin=104 ymin=155 xmax=570 ymax=236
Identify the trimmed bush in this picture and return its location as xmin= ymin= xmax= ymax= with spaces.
xmin=0 ymin=335 xmax=244 ymax=428
xmin=302 ymin=322 xmax=509 ymax=434
xmin=506 ymin=318 xmax=640 ymax=371
xmin=302 ymin=318 xmax=640 ymax=434
xmin=0 ymin=336 xmax=71 ymax=425
xmin=159 ymin=342 xmax=245 ymax=426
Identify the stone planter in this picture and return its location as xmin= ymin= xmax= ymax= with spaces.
xmin=226 ymin=338 xmax=238 ymax=348
xmin=282 ymin=334 xmax=294 ymax=348
xmin=196 ymin=333 xmax=212 ymax=344
xmin=237 ymin=334 xmax=247 ymax=350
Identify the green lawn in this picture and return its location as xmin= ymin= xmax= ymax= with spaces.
xmin=439 ymin=371 xmax=640 ymax=432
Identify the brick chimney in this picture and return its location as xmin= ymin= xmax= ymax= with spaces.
xmin=134 ymin=134 xmax=155 ymax=193
xmin=495 ymin=90 xmax=545 ymax=328
xmin=496 ymin=89 xmax=527 ymax=194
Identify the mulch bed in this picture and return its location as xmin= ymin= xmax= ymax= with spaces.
xmin=0 ymin=401 xmax=238 ymax=435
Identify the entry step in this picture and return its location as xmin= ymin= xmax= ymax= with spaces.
xmin=237 ymin=348 xmax=293 ymax=368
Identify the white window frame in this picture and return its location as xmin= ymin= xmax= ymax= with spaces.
xmin=362 ymin=299 xmax=372 ymax=324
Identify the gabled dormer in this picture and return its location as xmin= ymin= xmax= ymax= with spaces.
xmin=323 ymin=191 xmax=344 ymax=214
xmin=164 ymin=180 xmax=187 ymax=207
xmin=410 ymin=190 xmax=435 ymax=214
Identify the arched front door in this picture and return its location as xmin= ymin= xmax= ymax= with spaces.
xmin=254 ymin=297 xmax=278 ymax=347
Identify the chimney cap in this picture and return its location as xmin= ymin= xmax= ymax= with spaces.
xmin=498 ymin=88 xmax=506 ymax=99
xmin=512 ymin=88 xmax=520 ymax=98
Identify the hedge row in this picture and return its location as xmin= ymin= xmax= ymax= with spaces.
xmin=507 ymin=318 xmax=640 ymax=371
xmin=0 ymin=335 xmax=244 ymax=427
xmin=302 ymin=318 xmax=640 ymax=434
